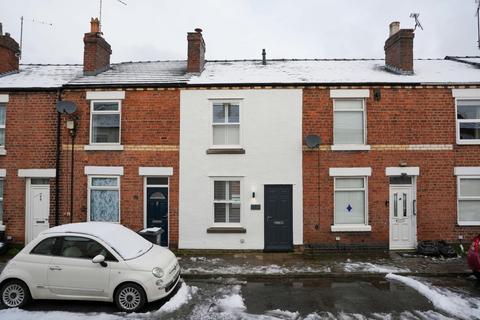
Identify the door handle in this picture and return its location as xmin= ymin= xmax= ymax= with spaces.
xmin=267 ymin=216 xmax=273 ymax=221
xmin=49 ymin=266 xmax=62 ymax=271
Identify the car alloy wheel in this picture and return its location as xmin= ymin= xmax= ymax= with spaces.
xmin=1 ymin=281 xmax=28 ymax=308
xmin=115 ymin=284 xmax=146 ymax=312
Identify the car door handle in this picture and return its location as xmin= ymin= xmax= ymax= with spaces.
xmin=49 ymin=266 xmax=62 ymax=271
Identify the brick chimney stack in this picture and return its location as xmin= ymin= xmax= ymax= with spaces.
xmin=384 ymin=21 xmax=415 ymax=74
xmin=83 ymin=18 xmax=112 ymax=76
xmin=187 ymin=28 xmax=206 ymax=73
xmin=0 ymin=23 xmax=20 ymax=74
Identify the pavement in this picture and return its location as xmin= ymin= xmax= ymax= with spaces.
xmin=0 ymin=250 xmax=472 ymax=278
xmin=176 ymin=250 xmax=472 ymax=279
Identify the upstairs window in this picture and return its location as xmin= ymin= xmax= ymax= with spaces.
xmin=90 ymin=101 xmax=121 ymax=144
xmin=212 ymin=103 xmax=240 ymax=147
xmin=214 ymin=180 xmax=241 ymax=223
xmin=333 ymin=99 xmax=366 ymax=145
xmin=457 ymin=100 xmax=480 ymax=144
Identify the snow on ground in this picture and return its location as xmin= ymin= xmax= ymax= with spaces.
xmin=157 ymin=282 xmax=198 ymax=313
xmin=181 ymin=257 xmax=331 ymax=275
xmin=0 ymin=309 xmax=124 ymax=320
xmin=341 ymin=262 xmax=410 ymax=273
xmin=386 ymin=273 xmax=480 ymax=320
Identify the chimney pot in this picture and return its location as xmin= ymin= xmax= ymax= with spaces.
xmin=389 ymin=21 xmax=400 ymax=36
xmin=90 ymin=17 xmax=101 ymax=33
xmin=194 ymin=28 xmax=202 ymax=33
xmin=0 ymin=23 xmax=3 ymax=36
xmin=5 ymin=32 xmax=10 ymax=38
xmin=262 ymin=49 xmax=266 ymax=65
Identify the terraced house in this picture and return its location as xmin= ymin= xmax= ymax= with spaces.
xmin=0 ymin=19 xmax=479 ymax=251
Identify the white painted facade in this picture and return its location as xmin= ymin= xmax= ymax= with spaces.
xmin=179 ymin=89 xmax=303 ymax=249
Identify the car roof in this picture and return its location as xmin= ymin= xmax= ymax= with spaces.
xmin=41 ymin=222 xmax=152 ymax=260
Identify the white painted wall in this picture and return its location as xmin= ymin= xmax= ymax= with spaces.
xmin=179 ymin=89 xmax=303 ymax=249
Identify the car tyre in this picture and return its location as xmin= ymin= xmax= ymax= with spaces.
xmin=114 ymin=283 xmax=146 ymax=312
xmin=0 ymin=279 xmax=31 ymax=309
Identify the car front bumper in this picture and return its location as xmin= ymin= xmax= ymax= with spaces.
xmin=146 ymin=264 xmax=181 ymax=302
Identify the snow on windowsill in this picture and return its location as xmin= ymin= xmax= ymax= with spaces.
xmin=331 ymin=224 xmax=372 ymax=232
xmin=84 ymin=144 xmax=124 ymax=151
xmin=0 ymin=148 xmax=6 ymax=156
xmin=0 ymin=225 xmax=5 ymax=232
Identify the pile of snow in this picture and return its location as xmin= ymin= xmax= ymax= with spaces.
xmin=215 ymin=285 xmax=246 ymax=313
xmin=386 ymin=273 xmax=480 ymax=320
xmin=342 ymin=262 xmax=410 ymax=273
xmin=266 ymin=309 xmax=300 ymax=319
xmin=157 ymin=282 xmax=198 ymax=313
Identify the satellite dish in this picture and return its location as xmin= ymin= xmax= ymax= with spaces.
xmin=56 ymin=101 xmax=77 ymax=114
xmin=306 ymin=135 xmax=321 ymax=148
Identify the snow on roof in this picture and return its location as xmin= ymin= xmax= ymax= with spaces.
xmin=188 ymin=58 xmax=480 ymax=85
xmin=43 ymin=222 xmax=152 ymax=260
xmin=0 ymin=64 xmax=82 ymax=89
xmin=0 ymin=57 xmax=478 ymax=89
xmin=67 ymin=60 xmax=190 ymax=86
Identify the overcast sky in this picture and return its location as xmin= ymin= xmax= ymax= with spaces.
xmin=0 ymin=0 xmax=479 ymax=64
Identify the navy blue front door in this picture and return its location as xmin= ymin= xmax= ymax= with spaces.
xmin=147 ymin=187 xmax=168 ymax=246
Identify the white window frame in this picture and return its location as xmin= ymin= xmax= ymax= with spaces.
xmin=143 ymin=176 xmax=169 ymax=229
xmin=89 ymin=100 xmax=122 ymax=146
xmin=212 ymin=179 xmax=242 ymax=226
xmin=332 ymin=98 xmax=370 ymax=151
xmin=210 ymin=100 xmax=242 ymax=149
xmin=455 ymin=98 xmax=480 ymax=145
xmin=87 ymin=175 xmax=121 ymax=223
xmin=457 ymin=175 xmax=480 ymax=226
xmin=331 ymin=175 xmax=371 ymax=232
xmin=0 ymin=98 xmax=7 ymax=155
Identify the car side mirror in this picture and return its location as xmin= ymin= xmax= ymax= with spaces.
xmin=92 ymin=254 xmax=107 ymax=267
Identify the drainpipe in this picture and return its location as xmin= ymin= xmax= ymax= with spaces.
xmin=54 ymin=89 xmax=62 ymax=226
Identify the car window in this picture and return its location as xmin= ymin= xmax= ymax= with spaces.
xmin=30 ymin=237 xmax=59 ymax=256
xmin=59 ymin=236 xmax=117 ymax=261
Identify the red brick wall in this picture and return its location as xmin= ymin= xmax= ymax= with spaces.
xmin=303 ymin=87 xmax=480 ymax=248
xmin=59 ymin=89 xmax=180 ymax=247
xmin=0 ymin=91 xmax=59 ymax=243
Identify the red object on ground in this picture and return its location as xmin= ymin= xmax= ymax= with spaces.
xmin=468 ymin=235 xmax=480 ymax=272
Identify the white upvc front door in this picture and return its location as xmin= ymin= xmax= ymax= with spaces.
xmin=389 ymin=185 xmax=416 ymax=250
xmin=26 ymin=180 xmax=50 ymax=243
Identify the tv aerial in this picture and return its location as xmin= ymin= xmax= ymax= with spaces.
xmin=98 ymin=0 xmax=127 ymax=27
xmin=476 ymin=0 xmax=480 ymax=49
xmin=410 ymin=13 xmax=424 ymax=31
xmin=18 ymin=16 xmax=54 ymax=60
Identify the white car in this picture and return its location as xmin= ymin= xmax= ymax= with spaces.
xmin=0 ymin=222 xmax=180 ymax=312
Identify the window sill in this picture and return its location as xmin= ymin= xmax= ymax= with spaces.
xmin=84 ymin=145 xmax=124 ymax=151
xmin=331 ymin=224 xmax=372 ymax=232
xmin=331 ymin=145 xmax=371 ymax=151
xmin=0 ymin=225 xmax=4 ymax=232
xmin=456 ymin=140 xmax=480 ymax=145
xmin=206 ymin=227 xmax=247 ymax=233
xmin=206 ymin=148 xmax=246 ymax=155
xmin=457 ymin=221 xmax=480 ymax=226
xmin=0 ymin=148 xmax=6 ymax=156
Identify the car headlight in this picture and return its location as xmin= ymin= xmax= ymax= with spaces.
xmin=152 ymin=267 xmax=164 ymax=278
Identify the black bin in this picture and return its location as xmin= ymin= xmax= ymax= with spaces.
xmin=138 ymin=228 xmax=163 ymax=245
